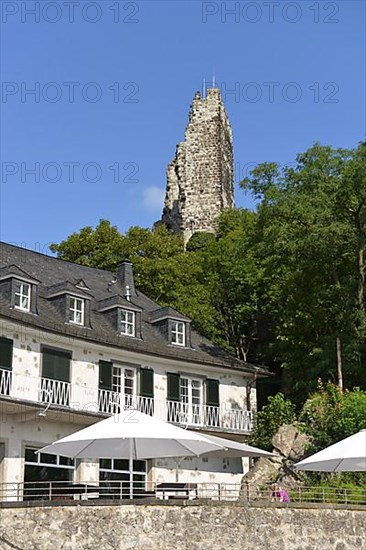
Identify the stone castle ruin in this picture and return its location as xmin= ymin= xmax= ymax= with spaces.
xmin=160 ymin=88 xmax=234 ymax=244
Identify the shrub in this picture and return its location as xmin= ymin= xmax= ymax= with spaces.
xmin=250 ymin=393 xmax=296 ymax=451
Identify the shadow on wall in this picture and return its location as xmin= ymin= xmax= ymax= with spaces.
xmin=155 ymin=456 xmax=244 ymax=475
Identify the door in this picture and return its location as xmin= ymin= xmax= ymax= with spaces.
xmin=99 ymin=362 xmax=136 ymax=413
xmin=180 ymin=377 xmax=202 ymax=425
xmin=112 ymin=364 xmax=136 ymax=409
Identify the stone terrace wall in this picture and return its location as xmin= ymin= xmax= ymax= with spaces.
xmin=0 ymin=502 xmax=365 ymax=550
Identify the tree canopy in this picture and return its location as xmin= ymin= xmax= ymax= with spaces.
xmin=51 ymin=141 xmax=366 ymax=405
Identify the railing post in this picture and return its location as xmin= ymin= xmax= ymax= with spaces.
xmin=49 ymin=482 xmax=52 ymax=501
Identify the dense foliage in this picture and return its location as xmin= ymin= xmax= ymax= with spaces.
xmin=248 ymin=393 xmax=296 ymax=451
xmin=51 ymin=142 xmax=366 ymax=406
xmin=248 ymin=384 xmax=366 ymax=488
xmin=249 ymin=383 xmax=366 ymax=453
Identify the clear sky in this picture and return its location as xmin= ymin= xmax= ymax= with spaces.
xmin=1 ymin=0 xmax=365 ymax=252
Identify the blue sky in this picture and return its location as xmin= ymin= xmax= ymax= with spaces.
xmin=1 ymin=0 xmax=365 ymax=252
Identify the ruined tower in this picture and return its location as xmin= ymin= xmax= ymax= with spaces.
xmin=160 ymin=88 xmax=234 ymax=243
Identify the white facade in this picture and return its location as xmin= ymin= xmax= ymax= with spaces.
xmin=0 ymin=318 xmax=258 ymax=497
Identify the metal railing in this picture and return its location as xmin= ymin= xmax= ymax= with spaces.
xmin=97 ymin=390 xmax=253 ymax=432
xmin=0 ymin=368 xmax=12 ymax=396
xmin=2 ymin=373 xmax=253 ymax=433
xmin=0 ymin=481 xmax=365 ymax=505
xmin=240 ymin=483 xmax=366 ymax=506
xmin=39 ymin=377 xmax=71 ymax=407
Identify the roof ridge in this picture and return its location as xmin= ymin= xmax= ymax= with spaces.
xmin=0 ymin=241 xmax=115 ymax=276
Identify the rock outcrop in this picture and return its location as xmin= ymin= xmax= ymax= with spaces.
xmin=240 ymin=424 xmax=311 ymax=500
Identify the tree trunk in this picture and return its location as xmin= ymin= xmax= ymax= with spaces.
xmin=357 ymin=245 xmax=365 ymax=312
xmin=355 ymin=213 xmax=365 ymax=312
xmin=332 ymin=269 xmax=344 ymax=392
xmin=336 ymin=336 xmax=343 ymax=393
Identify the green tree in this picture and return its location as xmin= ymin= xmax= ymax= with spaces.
xmin=200 ymin=209 xmax=265 ymax=361
xmin=241 ymin=142 xmax=366 ymax=401
xmin=300 ymin=382 xmax=366 ymax=450
xmin=51 ymin=220 xmax=217 ymax=338
xmin=186 ymin=232 xmax=216 ymax=252
xmin=50 ymin=219 xmax=125 ymax=270
xmin=249 ymin=393 xmax=296 ymax=451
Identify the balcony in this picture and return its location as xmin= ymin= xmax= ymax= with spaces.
xmin=98 ymin=390 xmax=253 ymax=433
xmin=0 ymin=374 xmax=253 ymax=433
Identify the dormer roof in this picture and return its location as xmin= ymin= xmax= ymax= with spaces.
xmin=0 ymin=264 xmax=40 ymax=284
xmin=98 ymin=294 xmax=142 ymax=313
xmin=46 ymin=281 xmax=93 ymax=300
xmin=150 ymin=306 xmax=191 ymax=324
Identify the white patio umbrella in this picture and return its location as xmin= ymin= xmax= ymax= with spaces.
xmin=172 ymin=432 xmax=275 ymax=481
xmin=295 ymin=429 xmax=366 ymax=472
xmin=37 ymin=410 xmax=225 ymax=498
xmin=201 ymin=433 xmax=276 ymax=459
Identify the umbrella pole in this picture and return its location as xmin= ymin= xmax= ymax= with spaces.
xmin=175 ymin=457 xmax=184 ymax=482
xmin=129 ymin=439 xmax=133 ymax=500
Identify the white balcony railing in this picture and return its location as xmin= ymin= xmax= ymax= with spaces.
xmin=98 ymin=390 xmax=253 ymax=432
xmin=0 ymin=374 xmax=253 ymax=433
xmin=39 ymin=377 xmax=71 ymax=407
xmin=0 ymin=368 xmax=12 ymax=396
xmin=98 ymin=390 xmax=140 ymax=415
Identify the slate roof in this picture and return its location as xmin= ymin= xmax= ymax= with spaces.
xmin=0 ymin=242 xmax=269 ymax=376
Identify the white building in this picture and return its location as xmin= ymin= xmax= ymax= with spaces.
xmin=0 ymin=242 xmax=268 ymax=500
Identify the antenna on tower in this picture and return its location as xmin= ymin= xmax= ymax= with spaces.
xmin=212 ymin=74 xmax=216 ymax=88
xmin=203 ymin=78 xmax=206 ymax=98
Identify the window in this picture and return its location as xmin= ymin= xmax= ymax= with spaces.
xmin=41 ymin=347 xmax=71 ymax=406
xmin=0 ymin=338 xmax=12 ymax=371
xmin=0 ymin=337 xmax=12 ymax=396
xmin=42 ymin=348 xmax=71 ymax=382
xmin=206 ymin=379 xmax=220 ymax=427
xmin=180 ymin=377 xmax=202 ymax=425
xmin=98 ymin=361 xmax=137 ymax=413
xmin=166 ymin=373 xmax=202 ymax=425
xmin=171 ymin=320 xmax=185 ymax=346
xmin=24 ymin=447 xmax=75 ymax=501
xmin=121 ymin=309 xmax=135 ymax=336
xmin=69 ymin=296 xmax=85 ymax=325
xmin=99 ymin=458 xmax=147 ymax=499
xmin=14 ymin=281 xmax=31 ymax=311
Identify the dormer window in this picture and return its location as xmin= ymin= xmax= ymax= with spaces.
xmin=171 ymin=320 xmax=185 ymax=346
xmin=69 ymin=297 xmax=85 ymax=325
xmin=121 ymin=309 xmax=135 ymax=336
xmin=14 ymin=281 xmax=31 ymax=312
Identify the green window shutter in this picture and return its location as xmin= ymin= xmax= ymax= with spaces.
xmin=42 ymin=348 xmax=70 ymax=382
xmin=206 ymin=379 xmax=220 ymax=407
xmin=0 ymin=338 xmax=13 ymax=370
xmin=140 ymin=368 xmax=154 ymax=398
xmin=99 ymin=361 xmax=113 ymax=390
xmin=167 ymin=372 xmax=180 ymax=401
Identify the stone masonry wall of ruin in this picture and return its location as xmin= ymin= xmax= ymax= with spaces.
xmin=161 ymin=88 xmax=234 ymax=243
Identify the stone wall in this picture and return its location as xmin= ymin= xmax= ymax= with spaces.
xmin=161 ymin=88 xmax=234 ymax=243
xmin=0 ymin=502 xmax=365 ymax=550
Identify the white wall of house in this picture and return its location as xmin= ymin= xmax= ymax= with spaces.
xmin=0 ymin=319 xmax=257 ymax=494
xmin=152 ymin=456 xmax=249 ymax=486
xmin=0 ymin=414 xmax=248 ymax=490
xmin=0 ymin=320 xmax=257 ymax=415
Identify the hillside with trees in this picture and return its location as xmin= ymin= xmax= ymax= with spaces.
xmin=51 ymin=142 xmax=366 ymax=408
